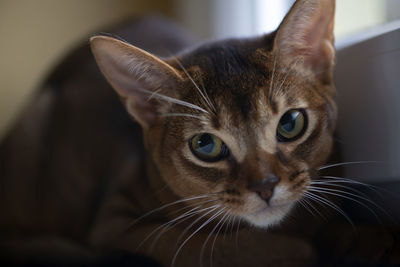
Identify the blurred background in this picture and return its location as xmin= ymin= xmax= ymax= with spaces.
xmin=0 ymin=0 xmax=399 ymax=146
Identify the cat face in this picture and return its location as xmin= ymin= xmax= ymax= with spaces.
xmin=149 ymin=42 xmax=335 ymax=227
xmin=91 ymin=0 xmax=336 ymax=227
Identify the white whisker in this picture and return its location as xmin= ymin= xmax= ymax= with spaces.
xmin=136 ymin=86 xmax=209 ymax=114
xmin=126 ymin=194 xmax=217 ymax=231
xmin=304 ymin=191 xmax=355 ymax=229
xmin=163 ymin=113 xmax=204 ymax=120
xmin=235 ymin=217 xmax=241 ymax=250
xmin=310 ymin=180 xmax=369 ymax=198
xmin=307 ymin=186 xmax=384 ymax=224
xmin=268 ymin=53 xmax=277 ymax=101
xmin=173 ymin=57 xmax=216 ymax=114
xmin=317 ymin=161 xmax=382 ymax=171
xmin=297 ymin=198 xmax=317 ymax=218
xmin=275 ymin=58 xmax=301 ymax=95
xmin=318 ymin=176 xmax=386 ymax=197
xmin=227 ymin=213 xmax=236 ymax=240
xmin=200 ymin=210 xmax=230 ymax=267
xmin=136 ymin=198 xmax=218 ymax=251
xmin=210 ymin=210 xmax=231 ymax=267
xmin=137 ymin=205 xmax=203 ymax=251
xmin=198 ymin=74 xmax=217 ymax=113
xmin=301 ymin=197 xmax=326 ymax=220
xmin=174 ymin=203 xmax=222 ymax=248
xmin=171 ymin=207 xmax=225 ymax=267
xmin=148 ymin=203 xmax=218 ymax=252
xmin=166 ymin=198 xmax=218 ymax=217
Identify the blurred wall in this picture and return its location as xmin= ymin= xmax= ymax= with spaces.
xmin=175 ymin=0 xmax=393 ymax=41
xmin=0 ymin=0 xmax=173 ymax=139
xmin=336 ymin=0 xmax=386 ymax=38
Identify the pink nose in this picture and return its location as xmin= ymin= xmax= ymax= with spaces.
xmin=248 ymin=175 xmax=280 ymax=203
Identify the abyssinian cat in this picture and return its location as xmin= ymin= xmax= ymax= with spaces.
xmin=3 ymin=0 xmax=395 ymax=266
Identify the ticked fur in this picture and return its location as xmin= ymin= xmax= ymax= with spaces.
xmin=91 ymin=0 xmax=336 ymax=230
xmin=0 ymin=0 xmax=338 ymax=266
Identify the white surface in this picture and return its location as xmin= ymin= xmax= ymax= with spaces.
xmin=175 ymin=0 xmax=292 ymax=39
xmin=335 ymin=22 xmax=400 ymax=182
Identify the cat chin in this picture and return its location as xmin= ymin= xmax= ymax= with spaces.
xmin=243 ymin=203 xmax=294 ymax=228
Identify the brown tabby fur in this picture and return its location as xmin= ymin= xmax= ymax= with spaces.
xmin=0 ymin=0 xmax=361 ymax=266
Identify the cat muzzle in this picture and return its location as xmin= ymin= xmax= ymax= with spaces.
xmin=248 ymin=174 xmax=280 ymax=203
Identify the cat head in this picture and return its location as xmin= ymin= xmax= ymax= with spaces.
xmin=91 ymin=0 xmax=336 ymax=228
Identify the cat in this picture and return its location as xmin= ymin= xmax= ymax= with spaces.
xmin=2 ymin=0 xmax=383 ymax=266
xmin=88 ymin=0 xmax=337 ymax=265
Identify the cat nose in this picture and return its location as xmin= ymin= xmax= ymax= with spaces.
xmin=248 ymin=174 xmax=280 ymax=203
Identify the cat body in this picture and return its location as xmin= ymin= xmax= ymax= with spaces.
xmin=0 ymin=17 xmax=191 ymax=265
xmin=0 ymin=1 xmax=338 ymax=266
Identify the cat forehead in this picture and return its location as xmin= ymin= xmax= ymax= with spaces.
xmin=173 ymin=36 xmax=330 ymax=133
xmin=176 ymin=37 xmax=317 ymax=103
xmin=177 ymin=59 xmax=316 ymax=124
xmin=175 ymin=40 xmax=271 ymax=114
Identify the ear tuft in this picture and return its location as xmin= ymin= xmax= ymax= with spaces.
xmin=90 ymin=36 xmax=181 ymax=129
xmin=274 ymin=0 xmax=335 ymax=83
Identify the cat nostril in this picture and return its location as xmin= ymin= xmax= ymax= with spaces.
xmin=248 ymin=175 xmax=280 ymax=203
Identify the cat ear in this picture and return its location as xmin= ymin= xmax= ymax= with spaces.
xmin=90 ymin=36 xmax=182 ymax=129
xmin=274 ymin=0 xmax=335 ymax=84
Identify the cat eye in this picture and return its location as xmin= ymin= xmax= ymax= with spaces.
xmin=276 ymin=109 xmax=307 ymax=142
xmin=189 ymin=133 xmax=229 ymax=162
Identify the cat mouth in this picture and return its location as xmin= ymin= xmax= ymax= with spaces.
xmin=251 ymin=202 xmax=293 ymax=215
xmin=242 ymin=202 xmax=294 ymax=227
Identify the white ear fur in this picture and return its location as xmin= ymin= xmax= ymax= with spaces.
xmin=274 ymin=0 xmax=335 ymax=83
xmin=90 ymin=36 xmax=182 ymax=128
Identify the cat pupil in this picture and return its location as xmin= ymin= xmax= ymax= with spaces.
xmin=197 ymin=134 xmax=214 ymax=153
xmin=281 ymin=112 xmax=299 ymax=132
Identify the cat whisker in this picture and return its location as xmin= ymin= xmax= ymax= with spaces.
xmin=268 ymin=52 xmax=278 ymax=102
xmin=275 ymin=58 xmax=301 ymax=96
xmin=198 ymin=73 xmax=216 ymax=114
xmin=310 ymin=180 xmax=369 ymax=198
xmin=235 ymin=217 xmax=242 ymax=250
xmin=171 ymin=207 xmax=226 ymax=267
xmin=317 ymin=160 xmax=382 ymax=171
xmin=199 ymin=215 xmax=222 ymax=267
xmin=317 ymin=175 xmax=389 ymax=197
xmin=172 ymin=57 xmax=216 ymax=114
xmin=136 ymin=85 xmax=209 ymax=114
xmin=166 ymin=198 xmax=219 ymax=217
xmin=175 ymin=204 xmax=222 ymax=248
xmin=220 ymin=213 xmax=232 ymax=244
xmin=163 ymin=113 xmax=205 ymax=120
xmin=146 ymin=201 xmax=220 ymax=252
xmin=200 ymin=209 xmax=231 ymax=267
xmin=307 ymin=185 xmax=386 ymax=225
xmin=225 ymin=213 xmax=236 ymax=240
xmin=222 ymin=213 xmax=232 ymax=241
xmin=302 ymin=196 xmax=327 ymax=220
xmin=209 ymin=210 xmax=231 ymax=267
xmin=297 ymin=198 xmax=318 ymax=219
xmin=303 ymin=191 xmax=355 ymax=230
xmin=126 ymin=194 xmax=220 ymax=232
xmin=310 ymin=176 xmax=397 ymax=224
xmin=137 ymin=205 xmax=205 ymax=251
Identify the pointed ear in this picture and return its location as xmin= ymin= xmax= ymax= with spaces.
xmin=90 ymin=36 xmax=182 ymax=129
xmin=274 ymin=0 xmax=335 ymax=84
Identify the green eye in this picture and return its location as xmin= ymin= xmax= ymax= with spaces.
xmin=277 ymin=109 xmax=307 ymax=142
xmin=189 ymin=133 xmax=229 ymax=162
